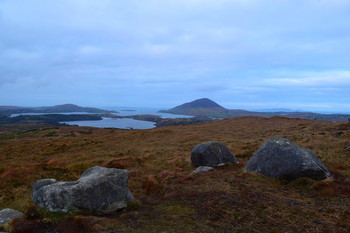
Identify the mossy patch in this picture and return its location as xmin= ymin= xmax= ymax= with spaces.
xmin=67 ymin=161 xmax=98 ymax=173
xmin=288 ymin=177 xmax=316 ymax=190
xmin=155 ymin=203 xmax=196 ymax=216
xmin=39 ymin=209 xmax=76 ymax=222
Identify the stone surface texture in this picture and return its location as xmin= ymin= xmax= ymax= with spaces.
xmin=32 ymin=166 xmax=134 ymax=213
xmin=192 ymin=166 xmax=215 ymax=173
xmin=245 ymin=137 xmax=330 ymax=181
xmin=0 ymin=208 xmax=23 ymax=224
xmin=191 ymin=141 xmax=238 ymax=167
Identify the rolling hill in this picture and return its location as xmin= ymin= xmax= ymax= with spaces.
xmin=0 ymin=104 xmax=112 ymax=115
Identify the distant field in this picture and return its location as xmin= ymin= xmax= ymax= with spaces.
xmin=0 ymin=117 xmax=349 ymax=232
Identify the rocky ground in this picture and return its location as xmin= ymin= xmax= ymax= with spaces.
xmin=0 ymin=116 xmax=349 ymax=232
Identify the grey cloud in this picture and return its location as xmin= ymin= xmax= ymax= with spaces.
xmin=0 ymin=0 xmax=350 ymax=110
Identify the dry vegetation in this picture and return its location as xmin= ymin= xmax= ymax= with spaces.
xmin=0 ymin=116 xmax=350 ymax=232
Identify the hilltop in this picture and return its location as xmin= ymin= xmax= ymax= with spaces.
xmin=0 ymin=104 xmax=112 ymax=115
xmin=0 ymin=116 xmax=349 ymax=232
xmin=161 ymin=98 xmax=350 ymax=122
xmin=36 ymin=104 xmax=108 ymax=113
xmin=160 ymin=98 xmax=234 ymax=118
xmin=170 ymin=98 xmax=225 ymax=109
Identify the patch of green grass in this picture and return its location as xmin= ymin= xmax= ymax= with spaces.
xmin=288 ymin=177 xmax=316 ymax=190
xmin=39 ymin=208 xmax=76 ymax=222
xmin=43 ymin=129 xmax=59 ymax=137
xmin=155 ymin=202 xmax=196 ymax=216
xmin=67 ymin=161 xmax=98 ymax=173
xmin=0 ymin=134 xmax=16 ymax=140
xmin=339 ymin=169 xmax=350 ymax=176
xmin=39 ymin=165 xmax=74 ymax=181
xmin=0 ymin=224 xmax=6 ymax=232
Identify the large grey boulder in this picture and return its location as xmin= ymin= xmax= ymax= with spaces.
xmin=32 ymin=166 xmax=134 ymax=213
xmin=191 ymin=142 xmax=238 ymax=167
xmin=0 ymin=208 xmax=23 ymax=224
xmin=245 ymin=137 xmax=330 ymax=181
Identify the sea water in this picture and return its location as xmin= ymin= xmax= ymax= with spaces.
xmin=13 ymin=107 xmax=192 ymax=129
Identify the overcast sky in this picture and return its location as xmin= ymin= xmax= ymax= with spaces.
xmin=1 ymin=0 xmax=350 ymax=112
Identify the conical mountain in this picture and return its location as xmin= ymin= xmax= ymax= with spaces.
xmin=161 ymin=98 xmax=229 ymax=117
xmin=172 ymin=98 xmax=225 ymax=109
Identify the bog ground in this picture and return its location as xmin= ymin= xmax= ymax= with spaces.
xmin=0 ymin=117 xmax=350 ymax=232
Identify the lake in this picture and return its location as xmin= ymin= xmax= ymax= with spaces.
xmin=107 ymin=107 xmax=193 ymax=119
xmin=11 ymin=107 xmax=192 ymax=129
xmin=61 ymin=117 xmax=156 ymax=129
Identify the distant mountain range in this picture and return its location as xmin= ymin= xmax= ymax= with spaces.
xmin=0 ymin=104 xmax=112 ymax=115
xmin=161 ymin=98 xmax=350 ymax=122
xmin=2 ymin=100 xmax=350 ymax=123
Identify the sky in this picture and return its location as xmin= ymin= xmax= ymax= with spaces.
xmin=0 ymin=0 xmax=350 ymax=112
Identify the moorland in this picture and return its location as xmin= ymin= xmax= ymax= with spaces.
xmin=0 ymin=116 xmax=349 ymax=232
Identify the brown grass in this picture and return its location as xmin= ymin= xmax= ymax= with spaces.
xmin=1 ymin=116 xmax=350 ymax=232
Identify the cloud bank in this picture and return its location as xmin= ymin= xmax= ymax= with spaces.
xmin=0 ymin=0 xmax=349 ymax=111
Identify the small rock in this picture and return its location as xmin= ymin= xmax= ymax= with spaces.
xmin=345 ymin=146 xmax=350 ymax=151
xmin=333 ymin=131 xmax=343 ymax=137
xmin=0 ymin=208 xmax=23 ymax=224
xmin=217 ymin=163 xmax=227 ymax=166
xmin=192 ymin=166 xmax=214 ymax=173
xmin=284 ymin=200 xmax=300 ymax=206
xmin=191 ymin=142 xmax=238 ymax=167
xmin=245 ymin=137 xmax=330 ymax=181
xmin=32 ymin=166 xmax=134 ymax=213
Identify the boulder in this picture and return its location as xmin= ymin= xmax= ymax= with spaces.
xmin=245 ymin=137 xmax=330 ymax=181
xmin=191 ymin=142 xmax=238 ymax=167
xmin=192 ymin=166 xmax=214 ymax=173
xmin=0 ymin=208 xmax=23 ymax=224
xmin=332 ymin=131 xmax=343 ymax=137
xmin=32 ymin=166 xmax=134 ymax=213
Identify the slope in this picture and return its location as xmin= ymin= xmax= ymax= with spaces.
xmin=0 ymin=117 xmax=349 ymax=232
